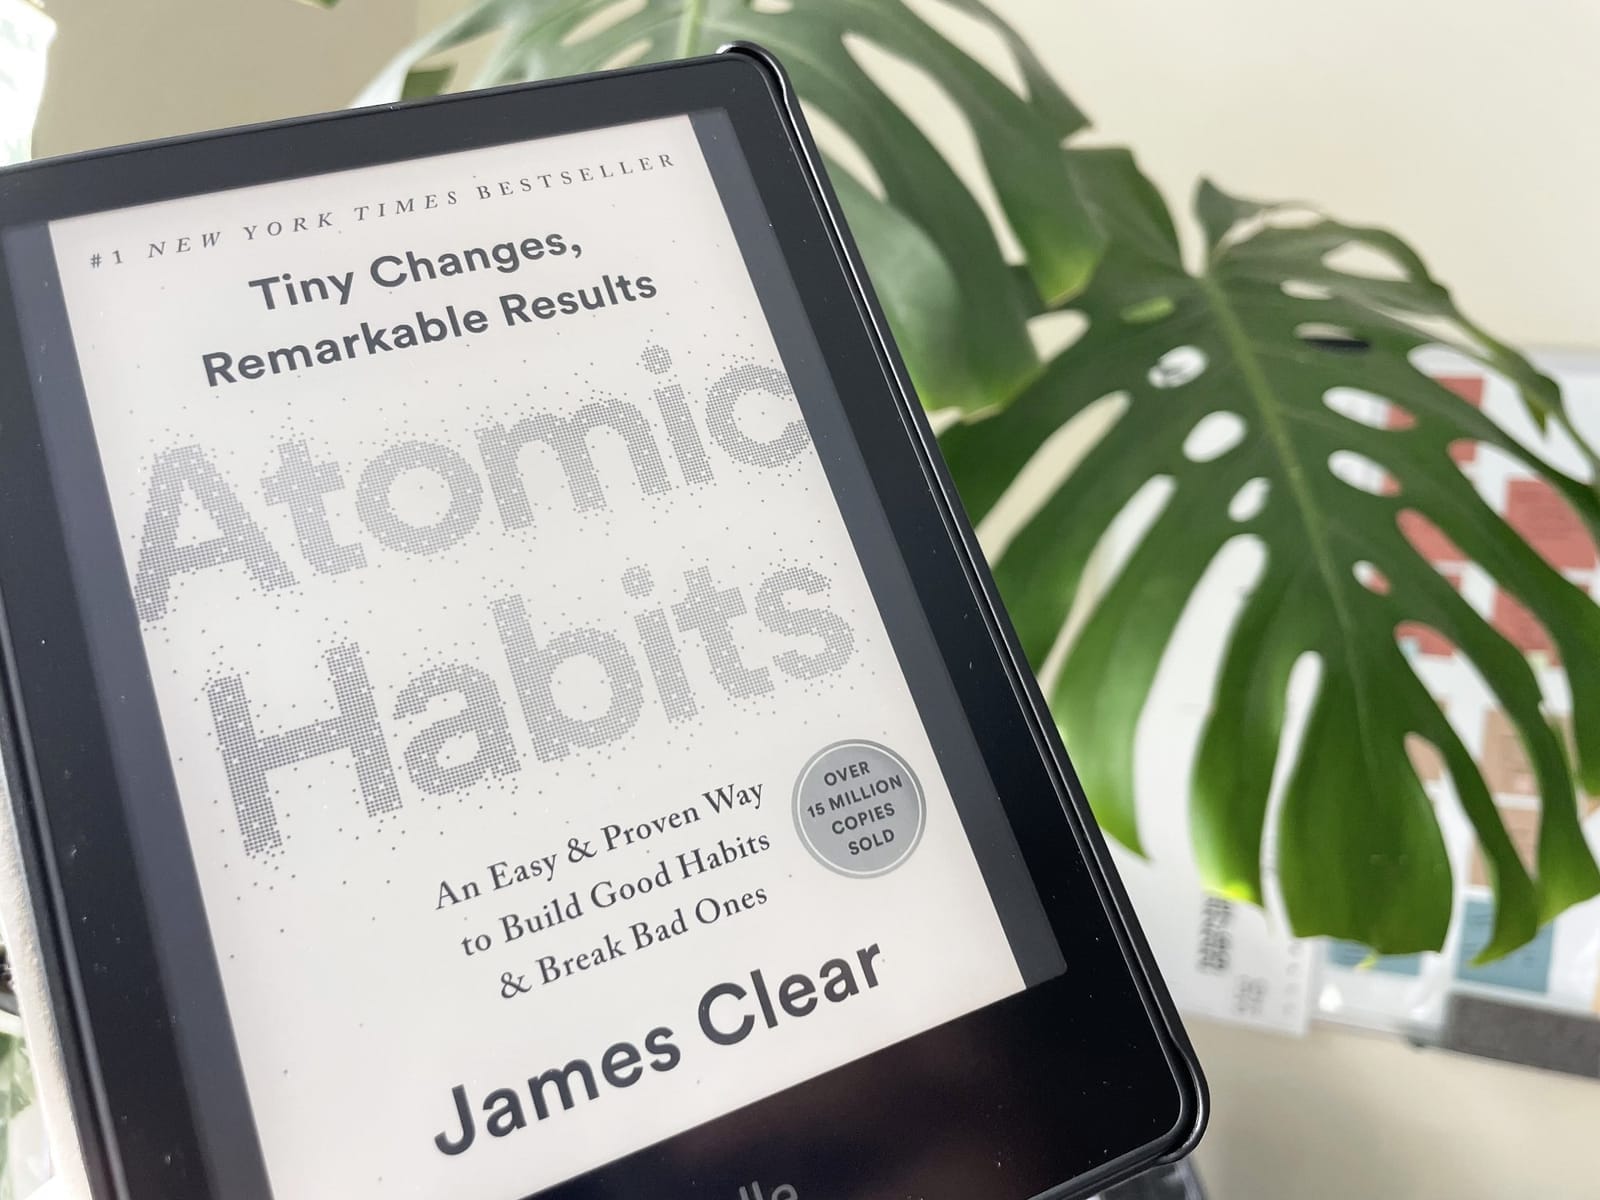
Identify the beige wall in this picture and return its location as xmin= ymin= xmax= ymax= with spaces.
xmin=33 ymin=0 xmax=412 ymax=156
xmin=39 ymin=0 xmax=1599 ymax=353
xmin=29 ymin=2 xmax=1600 ymax=1198
xmin=1013 ymin=0 xmax=1599 ymax=352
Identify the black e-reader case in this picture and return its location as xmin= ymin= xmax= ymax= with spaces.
xmin=0 ymin=43 xmax=1205 ymax=1200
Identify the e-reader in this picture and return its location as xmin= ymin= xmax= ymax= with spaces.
xmin=0 ymin=44 xmax=1204 ymax=1200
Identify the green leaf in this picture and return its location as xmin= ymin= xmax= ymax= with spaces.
xmin=356 ymin=0 xmax=1108 ymax=411
xmin=400 ymin=66 xmax=455 ymax=100
xmin=942 ymin=156 xmax=1600 ymax=958
xmin=826 ymin=160 xmax=985 ymax=411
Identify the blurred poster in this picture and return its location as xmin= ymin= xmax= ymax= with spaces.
xmin=0 ymin=0 xmax=53 ymax=166
xmin=1318 ymin=348 xmax=1600 ymax=1036
xmin=1111 ymin=851 xmax=1316 ymax=1036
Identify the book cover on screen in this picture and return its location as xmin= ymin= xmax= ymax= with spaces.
xmin=35 ymin=112 xmax=1039 ymax=1198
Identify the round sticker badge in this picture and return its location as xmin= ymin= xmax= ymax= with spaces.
xmin=793 ymin=740 xmax=926 ymax=877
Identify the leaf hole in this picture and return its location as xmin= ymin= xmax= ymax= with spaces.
xmin=1354 ymin=561 xmax=1391 ymax=595
xmin=1183 ymin=412 xmax=1246 ymax=463
xmin=1228 ymin=477 xmax=1270 ymax=522
xmin=1419 ymin=353 xmax=1594 ymax=485
xmin=1397 ymin=509 xmax=1466 ymax=565
xmin=1297 ymin=323 xmax=1371 ymax=354
xmin=1404 ymin=734 xmax=1448 ymax=785
xmin=749 ymin=0 xmax=794 ymax=12
xmin=1324 ymin=386 xmax=1416 ymax=431
xmin=901 ymin=0 xmax=1031 ymax=99
xmin=1223 ymin=207 xmax=1321 ymax=248
xmin=1491 ymin=589 xmax=1561 ymax=664
xmin=1281 ymin=279 xmax=1333 ymax=301
xmin=1329 ymin=450 xmax=1398 ymax=496
xmin=1323 ymin=241 xmax=1410 ymax=281
xmin=1029 ymin=309 xmax=1088 ymax=358
xmin=1446 ymin=438 xmax=1480 ymax=468
xmin=976 ymin=392 xmax=1128 ymax=560
xmin=1148 ymin=345 xmax=1207 ymax=389
xmin=1462 ymin=723 xmax=1543 ymax=872
xmin=1036 ymin=474 xmax=1177 ymax=689
xmin=1128 ymin=534 xmax=1269 ymax=861
xmin=561 ymin=0 xmax=646 ymax=45
xmin=803 ymin=109 xmax=887 ymax=201
xmin=1409 ymin=351 xmax=1499 ymax=403
xmin=1435 ymin=373 xmax=1488 ymax=408
xmin=1396 ymin=621 xmax=1458 ymax=660
xmin=842 ymin=34 xmax=1024 ymax=261
xmin=1257 ymin=650 xmax=1326 ymax=920
xmin=1501 ymin=478 xmax=1599 ymax=575
xmin=1265 ymin=207 xmax=1322 ymax=230
xmin=1429 ymin=379 xmax=1485 ymax=462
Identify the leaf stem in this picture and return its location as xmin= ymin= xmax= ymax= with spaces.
xmin=1195 ymin=270 xmax=1379 ymax=781
xmin=677 ymin=0 xmax=707 ymax=59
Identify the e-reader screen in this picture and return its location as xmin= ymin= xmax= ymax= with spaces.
xmin=5 ymin=107 xmax=1073 ymax=1197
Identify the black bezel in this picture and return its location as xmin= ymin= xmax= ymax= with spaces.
xmin=0 ymin=45 xmax=1205 ymax=1200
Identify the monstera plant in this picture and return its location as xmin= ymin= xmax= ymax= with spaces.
xmin=311 ymin=0 xmax=1600 ymax=960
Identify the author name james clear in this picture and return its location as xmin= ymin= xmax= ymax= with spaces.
xmin=433 ymin=943 xmax=885 ymax=1157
